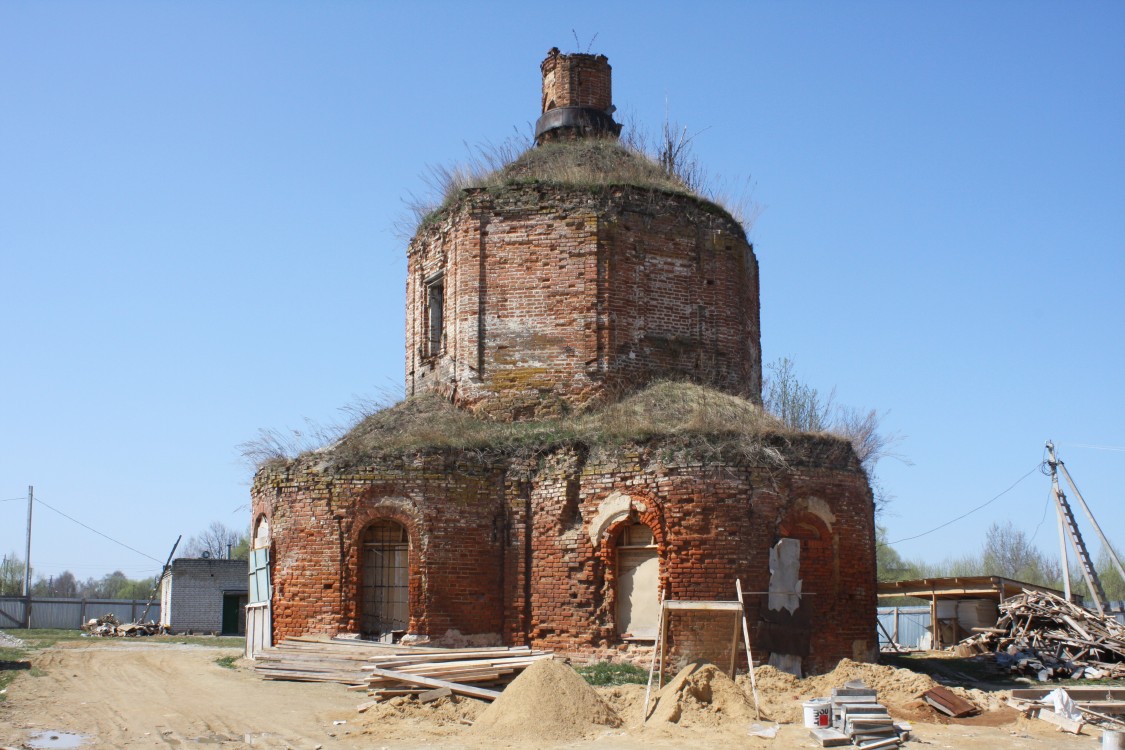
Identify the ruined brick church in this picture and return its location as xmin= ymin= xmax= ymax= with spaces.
xmin=249 ymin=49 xmax=877 ymax=674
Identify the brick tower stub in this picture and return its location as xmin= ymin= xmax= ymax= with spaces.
xmin=406 ymin=51 xmax=762 ymax=419
xmin=536 ymin=48 xmax=621 ymax=143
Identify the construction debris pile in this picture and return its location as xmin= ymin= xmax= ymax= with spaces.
xmin=255 ymin=636 xmax=551 ymax=703
xmin=953 ymin=589 xmax=1125 ymax=680
xmin=81 ymin=613 xmax=161 ymax=637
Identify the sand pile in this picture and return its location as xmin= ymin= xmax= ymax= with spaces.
xmin=647 ymin=661 xmax=757 ymax=728
xmin=597 ymin=683 xmax=648 ymax=727
xmin=359 ymin=694 xmax=485 ymax=727
xmin=737 ymin=659 xmax=1004 ymax=723
xmin=469 ymin=658 xmax=622 ymax=741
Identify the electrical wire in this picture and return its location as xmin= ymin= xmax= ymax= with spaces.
xmin=1061 ymin=443 xmax=1125 ymax=453
xmin=32 ymin=496 xmax=163 ymax=564
xmin=880 ymin=463 xmax=1042 ymax=548
xmin=1028 ymin=482 xmax=1054 ymax=544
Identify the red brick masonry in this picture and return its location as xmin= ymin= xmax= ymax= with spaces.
xmin=253 ymin=436 xmax=876 ymax=674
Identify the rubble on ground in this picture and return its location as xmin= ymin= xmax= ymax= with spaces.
xmin=953 ymin=590 xmax=1125 ymax=680
xmin=81 ymin=613 xmax=161 ymax=637
xmin=0 ymin=630 xmax=25 ymax=648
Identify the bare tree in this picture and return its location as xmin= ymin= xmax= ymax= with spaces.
xmin=981 ymin=521 xmax=1061 ymax=585
xmin=184 ymin=521 xmax=245 ymax=560
xmin=763 ymin=357 xmax=906 ymax=515
xmin=763 ymin=357 xmax=833 ymax=432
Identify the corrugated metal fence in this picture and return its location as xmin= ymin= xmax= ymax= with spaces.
xmin=877 ymin=606 xmax=931 ymax=650
xmin=0 ymin=597 xmax=160 ymax=629
xmin=879 ymin=602 xmax=1125 ymax=650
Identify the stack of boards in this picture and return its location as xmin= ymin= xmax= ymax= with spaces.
xmin=254 ymin=636 xmax=551 ymax=703
xmin=810 ymin=683 xmax=910 ymax=749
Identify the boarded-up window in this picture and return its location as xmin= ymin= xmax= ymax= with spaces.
xmin=616 ymin=522 xmax=659 ymax=638
xmin=361 ymin=520 xmax=409 ymax=639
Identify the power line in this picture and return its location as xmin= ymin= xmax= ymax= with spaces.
xmin=881 ymin=463 xmax=1042 ymax=548
xmin=32 ymin=496 xmax=163 ymax=564
xmin=1061 ymin=443 xmax=1125 ymax=453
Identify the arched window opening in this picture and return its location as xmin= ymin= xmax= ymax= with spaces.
xmin=360 ymin=520 xmax=409 ymax=641
xmin=252 ymin=516 xmax=270 ymax=549
xmin=616 ymin=521 xmax=659 ymax=639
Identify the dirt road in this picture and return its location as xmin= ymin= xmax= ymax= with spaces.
xmin=0 ymin=641 xmax=1107 ymax=749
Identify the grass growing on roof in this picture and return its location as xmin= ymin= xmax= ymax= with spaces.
xmin=246 ymin=380 xmax=858 ymax=472
xmin=412 ymin=138 xmax=744 ymax=231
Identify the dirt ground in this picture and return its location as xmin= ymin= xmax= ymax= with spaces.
xmin=0 ymin=641 xmax=1110 ymax=749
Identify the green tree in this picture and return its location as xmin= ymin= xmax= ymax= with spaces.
xmin=1097 ymin=544 xmax=1125 ymax=602
xmin=229 ymin=528 xmax=251 ymax=561
xmin=876 ymin=526 xmax=917 ymax=582
xmin=0 ymin=554 xmax=27 ymax=596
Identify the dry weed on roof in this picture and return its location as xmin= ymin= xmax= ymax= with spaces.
xmin=414 ymin=139 xmax=744 ymax=232
xmin=250 ymin=381 xmax=853 ymax=472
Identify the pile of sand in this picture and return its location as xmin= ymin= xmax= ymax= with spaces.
xmin=469 ymin=658 xmax=622 ymax=741
xmin=359 ymin=694 xmax=486 ymax=727
xmin=596 ymin=683 xmax=649 ymax=727
xmin=737 ymin=659 xmax=1004 ymax=723
xmin=647 ymin=661 xmax=758 ymax=728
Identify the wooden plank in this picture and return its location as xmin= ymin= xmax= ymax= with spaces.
xmin=662 ymin=600 xmax=743 ymax=612
xmin=419 ymin=687 xmax=452 ymax=703
xmin=736 ymin=579 xmax=761 ymax=721
xmin=1034 ymin=708 xmax=1084 ymax=734
xmin=921 ymin=685 xmax=978 ymax=718
xmin=366 ymin=666 xmax=502 ymax=700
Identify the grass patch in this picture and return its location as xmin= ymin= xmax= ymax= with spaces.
xmin=576 ymin=661 xmax=650 ymax=686
xmin=215 ymin=655 xmax=239 ymax=669
xmin=0 ymin=646 xmax=32 ymax=701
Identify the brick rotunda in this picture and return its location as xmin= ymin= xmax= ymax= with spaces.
xmin=250 ymin=49 xmax=877 ymax=675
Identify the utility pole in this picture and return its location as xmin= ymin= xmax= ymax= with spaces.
xmin=23 ymin=485 xmax=33 ymax=628
xmin=1046 ymin=442 xmax=1109 ymax=615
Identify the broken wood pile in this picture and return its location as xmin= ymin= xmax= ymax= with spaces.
xmin=81 ymin=613 xmax=160 ymax=637
xmin=254 ymin=636 xmax=552 ymax=703
xmin=952 ymin=589 xmax=1125 ymax=680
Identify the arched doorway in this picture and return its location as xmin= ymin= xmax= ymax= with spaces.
xmin=616 ymin=521 xmax=659 ymax=639
xmin=360 ymin=520 xmax=409 ymax=640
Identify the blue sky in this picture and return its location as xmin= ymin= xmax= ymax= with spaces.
xmin=2 ymin=2 xmax=1122 ymax=583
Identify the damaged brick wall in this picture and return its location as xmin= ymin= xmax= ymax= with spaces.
xmin=252 ymin=435 xmax=876 ymax=673
xmin=406 ymin=186 xmax=761 ymax=419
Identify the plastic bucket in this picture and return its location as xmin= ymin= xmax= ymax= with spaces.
xmin=1105 ymin=730 xmax=1125 ymax=750
xmin=803 ymin=699 xmax=831 ymax=729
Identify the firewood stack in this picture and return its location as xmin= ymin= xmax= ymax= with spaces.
xmin=953 ymin=590 xmax=1125 ymax=680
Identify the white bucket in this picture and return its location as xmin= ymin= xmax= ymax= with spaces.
xmin=1104 ymin=730 xmax=1125 ymax=750
xmin=803 ymin=699 xmax=832 ymax=729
